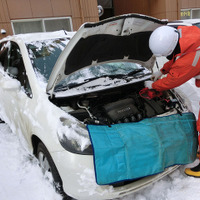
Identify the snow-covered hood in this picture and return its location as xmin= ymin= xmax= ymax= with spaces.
xmin=47 ymin=14 xmax=167 ymax=95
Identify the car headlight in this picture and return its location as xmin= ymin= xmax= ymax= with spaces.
xmin=57 ymin=117 xmax=93 ymax=155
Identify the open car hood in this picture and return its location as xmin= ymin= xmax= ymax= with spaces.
xmin=47 ymin=14 xmax=167 ymax=95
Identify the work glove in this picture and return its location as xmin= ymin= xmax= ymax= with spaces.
xmin=144 ymin=80 xmax=153 ymax=89
xmin=151 ymin=71 xmax=163 ymax=81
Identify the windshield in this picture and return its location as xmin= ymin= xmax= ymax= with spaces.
xmin=26 ymin=39 xmax=151 ymax=92
xmin=26 ymin=38 xmax=69 ymax=82
xmin=55 ymin=62 xmax=151 ymax=91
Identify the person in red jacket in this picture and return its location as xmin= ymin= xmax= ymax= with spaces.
xmin=145 ymin=25 xmax=200 ymax=177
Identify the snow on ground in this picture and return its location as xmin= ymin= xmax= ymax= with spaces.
xmin=0 ymin=122 xmax=200 ymax=200
xmin=0 ymin=123 xmax=62 ymax=200
xmin=121 ymin=161 xmax=200 ymax=200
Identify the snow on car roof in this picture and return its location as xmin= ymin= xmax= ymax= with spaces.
xmin=169 ymin=19 xmax=200 ymax=26
xmin=176 ymin=19 xmax=200 ymax=24
xmin=1 ymin=30 xmax=76 ymax=43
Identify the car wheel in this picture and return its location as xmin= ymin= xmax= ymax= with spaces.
xmin=37 ymin=142 xmax=73 ymax=200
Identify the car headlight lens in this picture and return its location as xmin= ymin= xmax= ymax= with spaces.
xmin=57 ymin=117 xmax=93 ymax=155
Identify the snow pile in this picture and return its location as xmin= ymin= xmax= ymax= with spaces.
xmin=122 ymin=161 xmax=200 ymax=200
xmin=0 ymin=124 xmax=62 ymax=200
xmin=77 ymin=167 xmax=114 ymax=196
xmin=15 ymin=30 xmax=76 ymax=43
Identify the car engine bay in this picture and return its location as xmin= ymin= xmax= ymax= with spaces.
xmin=51 ymin=81 xmax=186 ymax=126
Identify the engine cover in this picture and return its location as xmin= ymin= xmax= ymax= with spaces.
xmin=103 ymin=98 xmax=139 ymax=122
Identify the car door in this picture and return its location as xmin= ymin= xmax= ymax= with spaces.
xmin=0 ymin=41 xmax=32 ymax=139
xmin=0 ymin=41 xmax=17 ymax=123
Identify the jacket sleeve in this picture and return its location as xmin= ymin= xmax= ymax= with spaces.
xmin=152 ymin=53 xmax=200 ymax=91
xmin=160 ymin=59 xmax=174 ymax=75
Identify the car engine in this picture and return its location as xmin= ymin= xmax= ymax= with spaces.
xmin=51 ymin=81 xmax=185 ymax=125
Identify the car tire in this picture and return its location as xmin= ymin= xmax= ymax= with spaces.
xmin=37 ymin=142 xmax=73 ymax=200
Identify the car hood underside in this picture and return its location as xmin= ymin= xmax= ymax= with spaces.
xmin=47 ymin=14 xmax=168 ymax=95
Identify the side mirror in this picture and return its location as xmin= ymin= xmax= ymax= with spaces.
xmin=2 ymin=79 xmax=21 ymax=91
xmin=8 ymin=67 xmax=18 ymax=77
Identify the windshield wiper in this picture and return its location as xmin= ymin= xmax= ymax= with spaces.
xmin=83 ymin=68 xmax=145 ymax=82
xmin=55 ymin=68 xmax=147 ymax=91
xmin=58 ymin=74 xmax=123 ymax=91
xmin=84 ymin=74 xmax=125 ymax=82
xmin=126 ymin=68 xmax=145 ymax=76
xmin=55 ymin=74 xmax=123 ymax=91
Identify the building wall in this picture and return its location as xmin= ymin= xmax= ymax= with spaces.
xmin=113 ymin=0 xmax=150 ymax=16
xmin=149 ymin=0 xmax=180 ymax=20
xmin=113 ymin=0 xmax=169 ymax=19
xmin=0 ymin=0 xmax=13 ymax=38
xmin=0 ymin=0 xmax=99 ymax=39
xmin=180 ymin=0 xmax=200 ymax=9
xmin=113 ymin=0 xmax=180 ymax=21
xmin=165 ymin=0 xmax=181 ymax=21
xmin=1 ymin=0 xmax=200 ymax=40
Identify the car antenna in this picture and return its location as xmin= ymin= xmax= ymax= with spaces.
xmin=63 ymin=29 xmax=67 ymax=35
xmin=156 ymin=61 xmax=159 ymax=70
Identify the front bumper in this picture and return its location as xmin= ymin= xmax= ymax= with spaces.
xmin=51 ymin=150 xmax=179 ymax=200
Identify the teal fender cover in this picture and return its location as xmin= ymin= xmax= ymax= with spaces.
xmin=87 ymin=113 xmax=198 ymax=185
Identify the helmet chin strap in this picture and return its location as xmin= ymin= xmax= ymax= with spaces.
xmin=166 ymin=42 xmax=181 ymax=60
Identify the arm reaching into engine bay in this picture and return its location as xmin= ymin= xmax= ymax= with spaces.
xmin=160 ymin=59 xmax=174 ymax=75
xmin=152 ymin=52 xmax=200 ymax=91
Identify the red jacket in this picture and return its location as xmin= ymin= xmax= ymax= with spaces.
xmin=152 ymin=25 xmax=200 ymax=91
xmin=152 ymin=25 xmax=200 ymax=133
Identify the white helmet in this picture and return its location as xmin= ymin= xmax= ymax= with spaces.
xmin=149 ymin=26 xmax=179 ymax=57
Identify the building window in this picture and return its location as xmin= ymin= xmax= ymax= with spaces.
xmin=12 ymin=17 xmax=73 ymax=34
xmin=192 ymin=9 xmax=200 ymax=19
xmin=181 ymin=8 xmax=200 ymax=19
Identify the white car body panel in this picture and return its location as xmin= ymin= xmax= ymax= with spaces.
xmin=52 ymin=149 xmax=179 ymax=200
xmin=0 ymin=35 xmax=76 ymax=153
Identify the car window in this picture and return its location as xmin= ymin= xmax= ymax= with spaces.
xmin=0 ymin=41 xmax=32 ymax=97
xmin=26 ymin=38 xmax=68 ymax=82
xmin=0 ymin=41 xmax=10 ymax=70
xmin=194 ymin=23 xmax=200 ymax=28
xmin=10 ymin=42 xmax=32 ymax=97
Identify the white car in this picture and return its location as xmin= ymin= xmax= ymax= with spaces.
xmin=168 ymin=18 xmax=200 ymax=27
xmin=0 ymin=14 xmax=197 ymax=200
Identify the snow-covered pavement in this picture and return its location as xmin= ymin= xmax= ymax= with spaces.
xmin=123 ymin=161 xmax=200 ymax=200
xmin=0 ymin=122 xmax=200 ymax=200
xmin=0 ymin=123 xmax=62 ymax=200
